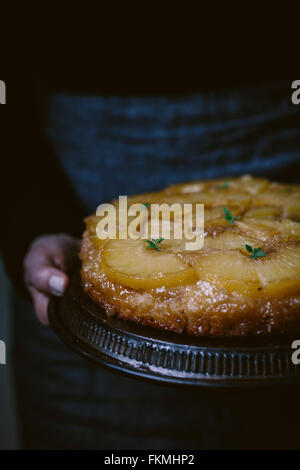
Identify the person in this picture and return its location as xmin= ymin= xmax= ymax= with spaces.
xmin=1 ymin=74 xmax=300 ymax=449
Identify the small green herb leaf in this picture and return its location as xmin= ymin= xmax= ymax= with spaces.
xmin=146 ymin=238 xmax=165 ymax=251
xmin=223 ymin=207 xmax=231 ymax=219
xmin=143 ymin=202 xmax=150 ymax=208
xmin=223 ymin=207 xmax=240 ymax=226
xmin=252 ymin=247 xmax=266 ymax=258
xmin=245 ymin=245 xmax=266 ymax=259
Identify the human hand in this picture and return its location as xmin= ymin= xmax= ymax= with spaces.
xmin=24 ymin=234 xmax=81 ymax=325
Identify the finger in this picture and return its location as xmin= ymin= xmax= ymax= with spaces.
xmin=25 ymin=265 xmax=69 ymax=296
xmin=28 ymin=286 xmax=50 ymax=326
xmin=30 ymin=235 xmax=80 ymax=273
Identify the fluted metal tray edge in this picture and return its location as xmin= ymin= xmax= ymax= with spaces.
xmin=48 ymin=273 xmax=300 ymax=388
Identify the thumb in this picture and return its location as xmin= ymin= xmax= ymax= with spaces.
xmin=28 ymin=265 xmax=69 ymax=296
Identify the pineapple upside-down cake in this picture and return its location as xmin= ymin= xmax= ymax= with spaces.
xmin=80 ymin=175 xmax=300 ymax=336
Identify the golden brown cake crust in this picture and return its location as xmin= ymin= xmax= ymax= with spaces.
xmin=80 ymin=176 xmax=300 ymax=337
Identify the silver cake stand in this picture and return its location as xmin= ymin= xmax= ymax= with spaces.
xmin=48 ymin=271 xmax=300 ymax=388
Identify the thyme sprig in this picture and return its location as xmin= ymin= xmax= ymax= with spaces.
xmin=146 ymin=238 xmax=164 ymax=251
xmin=245 ymin=244 xmax=266 ymax=260
xmin=223 ymin=207 xmax=240 ymax=226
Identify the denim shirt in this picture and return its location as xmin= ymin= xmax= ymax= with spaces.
xmin=46 ymin=84 xmax=300 ymax=214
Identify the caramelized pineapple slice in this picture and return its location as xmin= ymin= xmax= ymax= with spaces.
xmin=153 ymin=191 xmax=249 ymax=209
xmin=284 ymin=195 xmax=300 ymax=221
xmin=204 ymin=207 xmax=227 ymax=222
xmin=204 ymin=231 xmax=262 ymax=254
xmin=254 ymin=187 xmax=293 ymax=207
xmin=203 ymin=207 xmax=243 ymax=235
xmin=255 ymin=218 xmax=300 ymax=238
xmin=187 ymin=190 xmax=251 ymax=208
xmin=236 ymin=217 xmax=300 ymax=241
xmin=144 ymin=220 xmax=188 ymax=253
xmin=228 ymin=175 xmax=268 ymax=195
xmin=102 ymin=239 xmax=197 ymax=289
xmin=193 ymin=250 xmax=261 ymax=294
xmin=255 ymin=245 xmax=300 ymax=285
xmin=204 ymin=207 xmax=241 ymax=222
xmin=193 ymin=244 xmax=300 ymax=296
xmin=245 ymin=206 xmax=281 ymax=218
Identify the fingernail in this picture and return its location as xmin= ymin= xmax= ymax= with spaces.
xmin=49 ymin=275 xmax=65 ymax=296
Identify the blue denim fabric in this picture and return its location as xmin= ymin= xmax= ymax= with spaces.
xmin=46 ymin=84 xmax=300 ymax=213
xmin=14 ymin=86 xmax=300 ymax=449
